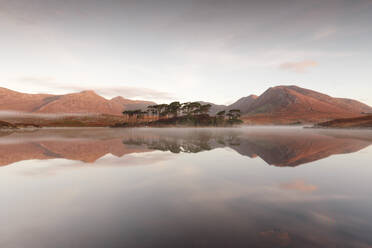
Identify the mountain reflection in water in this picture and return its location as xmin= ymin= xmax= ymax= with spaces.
xmin=1 ymin=127 xmax=372 ymax=248
xmin=0 ymin=127 xmax=371 ymax=167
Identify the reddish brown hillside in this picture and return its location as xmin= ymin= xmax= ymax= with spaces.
xmin=111 ymin=96 xmax=155 ymax=111
xmin=315 ymin=115 xmax=372 ymax=128
xmin=0 ymin=87 xmax=53 ymax=112
xmin=227 ymin=95 xmax=258 ymax=114
xmin=35 ymin=90 xmax=124 ymax=115
xmin=0 ymin=87 xmax=154 ymax=116
xmin=243 ymin=86 xmax=372 ymax=123
xmin=199 ymin=86 xmax=371 ymax=124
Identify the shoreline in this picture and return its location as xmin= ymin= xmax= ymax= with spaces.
xmin=2 ymin=124 xmax=372 ymax=131
xmin=2 ymin=124 xmax=371 ymax=131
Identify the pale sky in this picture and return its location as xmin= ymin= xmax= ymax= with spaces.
xmin=0 ymin=0 xmax=371 ymax=105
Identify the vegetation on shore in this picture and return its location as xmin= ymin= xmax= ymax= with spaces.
xmin=119 ymin=101 xmax=243 ymax=127
xmin=313 ymin=115 xmax=372 ymax=129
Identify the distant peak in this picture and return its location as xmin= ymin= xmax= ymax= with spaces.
xmin=236 ymin=95 xmax=258 ymax=101
xmin=273 ymin=85 xmax=301 ymax=89
xmin=262 ymin=85 xmax=300 ymax=94
xmin=67 ymin=90 xmax=108 ymax=100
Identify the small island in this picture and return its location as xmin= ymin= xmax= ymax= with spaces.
xmin=115 ymin=101 xmax=243 ymax=127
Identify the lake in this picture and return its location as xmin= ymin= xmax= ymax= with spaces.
xmin=1 ymin=127 xmax=372 ymax=248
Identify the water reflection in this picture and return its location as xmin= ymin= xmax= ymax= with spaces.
xmin=1 ymin=127 xmax=372 ymax=248
xmin=0 ymin=127 xmax=371 ymax=167
xmin=122 ymin=128 xmax=372 ymax=167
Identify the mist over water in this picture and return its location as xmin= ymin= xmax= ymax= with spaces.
xmin=0 ymin=110 xmax=98 ymax=119
xmin=1 ymin=127 xmax=372 ymax=248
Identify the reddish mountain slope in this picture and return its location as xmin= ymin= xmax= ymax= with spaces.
xmin=198 ymin=101 xmax=227 ymax=115
xmin=199 ymin=86 xmax=371 ymax=123
xmin=35 ymin=90 xmax=124 ymax=115
xmin=247 ymin=86 xmax=371 ymax=115
xmin=0 ymin=87 xmax=155 ymax=115
xmin=242 ymin=86 xmax=372 ymax=123
xmin=110 ymin=96 xmax=155 ymax=111
xmin=1 ymin=85 xmax=371 ymax=123
xmin=227 ymin=95 xmax=258 ymax=114
xmin=0 ymin=87 xmax=53 ymax=112
xmin=315 ymin=115 xmax=372 ymax=128
xmin=198 ymin=95 xmax=258 ymax=115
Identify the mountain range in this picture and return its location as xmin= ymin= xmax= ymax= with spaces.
xmin=205 ymin=85 xmax=372 ymax=123
xmin=0 ymin=85 xmax=371 ymax=124
xmin=0 ymin=87 xmax=155 ymax=115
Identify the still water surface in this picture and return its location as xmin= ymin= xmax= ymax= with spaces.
xmin=1 ymin=127 xmax=372 ymax=248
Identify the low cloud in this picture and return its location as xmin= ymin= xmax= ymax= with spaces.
xmin=0 ymin=111 xmax=96 ymax=119
xmin=94 ymin=87 xmax=173 ymax=101
xmin=279 ymin=60 xmax=318 ymax=73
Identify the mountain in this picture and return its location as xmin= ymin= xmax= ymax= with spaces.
xmin=1 ymin=85 xmax=371 ymax=124
xmin=227 ymin=95 xmax=258 ymax=114
xmin=0 ymin=87 xmax=54 ymax=112
xmin=199 ymin=85 xmax=371 ymax=123
xmin=0 ymin=87 xmax=155 ymax=115
xmin=35 ymin=90 xmax=123 ymax=114
xmin=247 ymin=85 xmax=371 ymax=115
xmin=198 ymin=101 xmax=226 ymax=115
xmin=198 ymin=95 xmax=258 ymax=115
xmin=111 ymin=96 xmax=155 ymax=111
xmin=239 ymin=85 xmax=372 ymax=124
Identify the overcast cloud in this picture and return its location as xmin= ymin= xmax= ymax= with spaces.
xmin=0 ymin=0 xmax=371 ymax=104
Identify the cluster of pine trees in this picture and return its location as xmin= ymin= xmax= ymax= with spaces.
xmin=122 ymin=101 xmax=242 ymax=126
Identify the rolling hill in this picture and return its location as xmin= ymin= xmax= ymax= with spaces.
xmin=198 ymin=85 xmax=371 ymax=123
xmin=246 ymin=86 xmax=371 ymax=115
xmin=240 ymin=86 xmax=372 ymax=124
xmin=0 ymin=87 xmax=155 ymax=116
